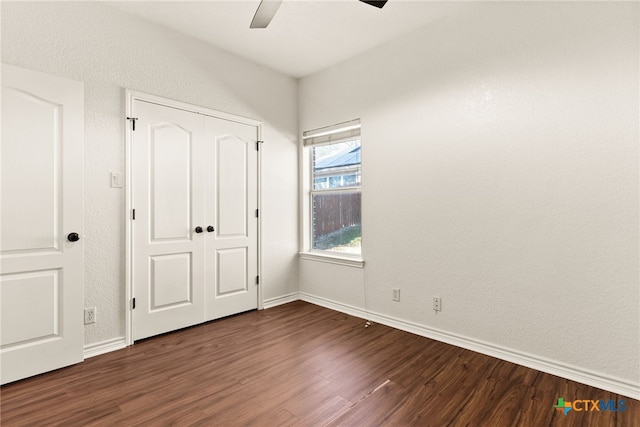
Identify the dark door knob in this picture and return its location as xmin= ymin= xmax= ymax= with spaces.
xmin=67 ymin=232 xmax=80 ymax=242
xmin=207 ymin=226 xmax=214 ymax=232
xmin=195 ymin=226 xmax=203 ymax=233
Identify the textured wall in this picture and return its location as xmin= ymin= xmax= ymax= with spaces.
xmin=299 ymin=2 xmax=639 ymax=384
xmin=1 ymin=1 xmax=299 ymax=345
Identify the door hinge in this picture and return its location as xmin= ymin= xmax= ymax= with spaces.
xmin=256 ymin=276 xmax=260 ymax=285
xmin=132 ymin=209 xmax=136 ymax=220
xmin=255 ymin=209 xmax=259 ymax=218
xmin=132 ymin=298 xmax=136 ymax=310
xmin=256 ymin=140 xmax=263 ymax=151
xmin=126 ymin=117 xmax=139 ymax=131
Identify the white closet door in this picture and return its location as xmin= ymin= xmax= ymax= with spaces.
xmin=204 ymin=116 xmax=258 ymax=321
xmin=131 ymin=98 xmax=259 ymax=340
xmin=1 ymin=64 xmax=84 ymax=384
xmin=131 ymin=100 xmax=206 ymax=340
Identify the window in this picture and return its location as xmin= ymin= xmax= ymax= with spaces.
xmin=303 ymin=120 xmax=362 ymax=257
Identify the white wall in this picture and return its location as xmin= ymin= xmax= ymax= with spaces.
xmin=1 ymin=1 xmax=299 ymax=346
xmin=299 ymin=1 xmax=639 ymax=389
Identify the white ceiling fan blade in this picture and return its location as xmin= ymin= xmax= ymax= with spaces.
xmin=250 ymin=0 xmax=283 ymax=29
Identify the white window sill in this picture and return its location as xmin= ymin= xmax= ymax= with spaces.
xmin=299 ymin=252 xmax=364 ymax=268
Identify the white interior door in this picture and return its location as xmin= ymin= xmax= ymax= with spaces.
xmin=132 ymin=98 xmax=259 ymax=341
xmin=204 ymin=116 xmax=258 ymax=321
xmin=132 ymin=100 xmax=206 ymax=340
xmin=1 ymin=64 xmax=84 ymax=384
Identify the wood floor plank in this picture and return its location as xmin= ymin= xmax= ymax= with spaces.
xmin=292 ymin=395 xmax=353 ymax=426
xmin=381 ymin=350 xmax=501 ymax=425
xmin=1 ymin=301 xmax=637 ymax=426
xmin=326 ymin=380 xmax=408 ymax=427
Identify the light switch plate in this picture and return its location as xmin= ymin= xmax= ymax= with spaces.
xmin=111 ymin=172 xmax=123 ymax=188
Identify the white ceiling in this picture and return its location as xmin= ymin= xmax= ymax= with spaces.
xmin=105 ymin=0 xmax=472 ymax=78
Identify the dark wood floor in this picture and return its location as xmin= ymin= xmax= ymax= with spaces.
xmin=1 ymin=301 xmax=637 ymax=426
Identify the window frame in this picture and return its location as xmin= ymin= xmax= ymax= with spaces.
xmin=300 ymin=120 xmax=364 ymax=267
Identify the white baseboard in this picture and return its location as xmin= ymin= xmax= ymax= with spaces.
xmin=84 ymin=337 xmax=127 ymax=359
xmin=298 ymin=292 xmax=640 ymax=400
xmin=263 ymin=292 xmax=300 ymax=309
xmin=298 ymin=292 xmax=369 ymax=320
xmin=79 ymin=293 xmax=638 ymax=400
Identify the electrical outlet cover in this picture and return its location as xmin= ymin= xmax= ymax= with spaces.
xmin=84 ymin=308 xmax=96 ymax=324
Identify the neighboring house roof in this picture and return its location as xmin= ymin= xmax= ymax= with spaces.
xmin=315 ymin=146 xmax=361 ymax=170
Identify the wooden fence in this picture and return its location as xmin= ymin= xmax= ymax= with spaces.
xmin=312 ymin=192 xmax=361 ymax=238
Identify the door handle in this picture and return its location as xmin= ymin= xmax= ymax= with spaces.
xmin=195 ymin=226 xmax=203 ymax=233
xmin=207 ymin=226 xmax=214 ymax=232
xmin=67 ymin=232 xmax=80 ymax=242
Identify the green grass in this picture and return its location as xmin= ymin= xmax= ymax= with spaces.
xmin=314 ymin=225 xmax=361 ymax=252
